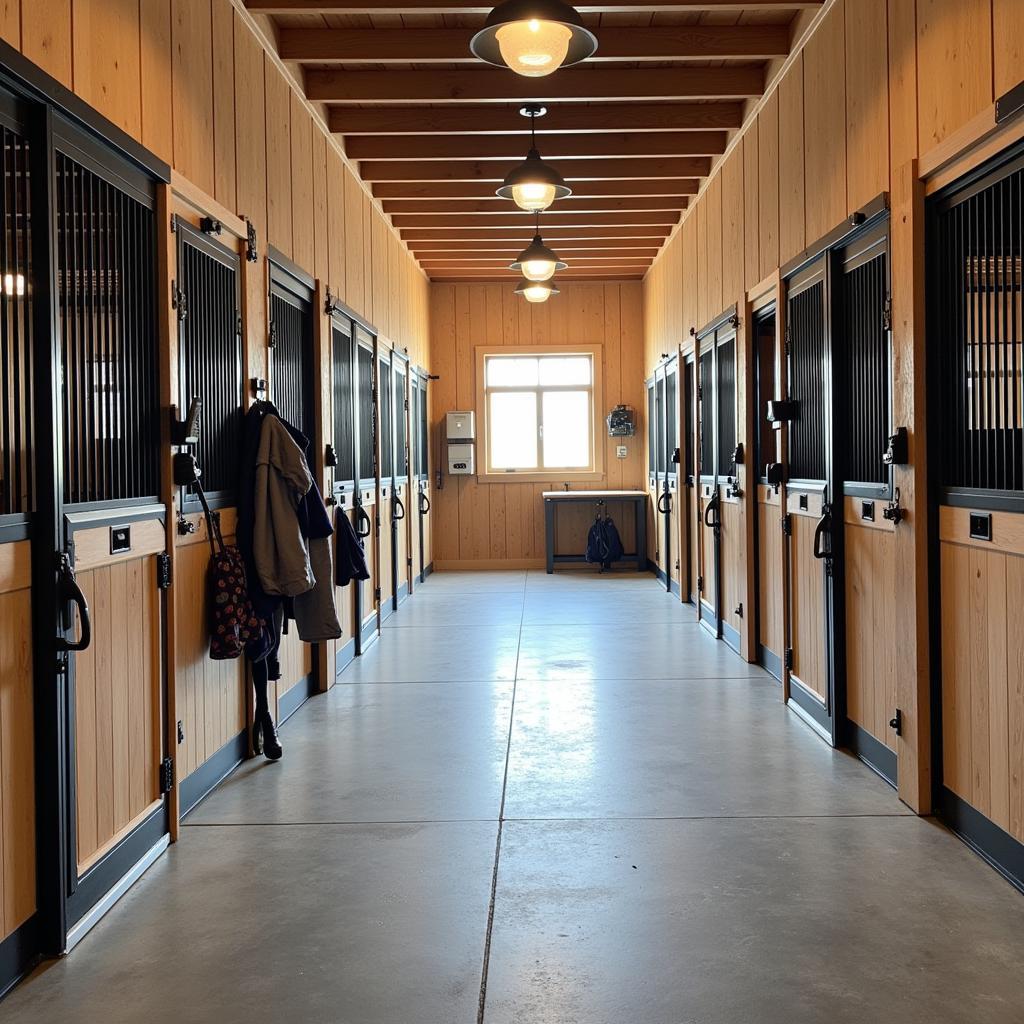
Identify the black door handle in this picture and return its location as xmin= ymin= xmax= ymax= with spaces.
xmin=356 ymin=505 xmax=372 ymax=538
xmin=57 ymin=556 xmax=92 ymax=653
xmin=702 ymin=493 xmax=720 ymax=529
xmin=657 ymin=491 xmax=671 ymax=515
xmin=419 ymin=492 xmax=431 ymax=515
xmin=812 ymin=506 xmax=832 ymax=560
xmin=392 ymin=496 xmax=406 ymax=522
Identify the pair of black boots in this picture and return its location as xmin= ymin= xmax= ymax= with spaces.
xmin=252 ymin=710 xmax=283 ymax=761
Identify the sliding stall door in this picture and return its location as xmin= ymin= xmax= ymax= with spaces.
xmin=697 ymin=345 xmax=720 ymax=636
xmin=931 ymin=150 xmax=1024 ymax=867
xmin=412 ymin=370 xmax=432 ymax=584
xmin=716 ymin=328 xmax=742 ymax=652
xmin=376 ymin=345 xmax=394 ymax=618
xmin=355 ymin=329 xmax=379 ymax=645
xmin=682 ymin=354 xmax=696 ymax=604
xmin=784 ymin=261 xmax=838 ymax=742
xmin=391 ymin=354 xmax=410 ymax=608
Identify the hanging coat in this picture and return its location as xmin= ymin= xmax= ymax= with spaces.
xmin=335 ymin=508 xmax=371 ymax=586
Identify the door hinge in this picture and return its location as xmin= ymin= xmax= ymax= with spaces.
xmin=882 ymin=294 xmax=893 ymax=332
xmin=236 ymin=312 xmax=243 ymax=338
xmin=159 ymin=756 xmax=175 ymax=795
xmin=734 ymin=602 xmax=743 ymax=619
xmin=696 ymin=383 xmax=703 ymax=401
xmin=784 ymin=647 xmax=794 ymax=670
xmin=156 ymin=551 xmax=172 ymax=590
xmin=781 ymin=513 xmax=792 ymax=537
xmin=245 ymin=219 xmax=259 ymax=263
xmin=784 ymin=326 xmax=792 ymax=355
xmin=374 ymin=586 xmax=381 ymax=602
xmin=407 ymin=557 xmax=413 ymax=568
xmin=172 ymin=282 xmax=188 ymax=322
xmin=889 ymin=708 xmax=903 ymax=736
xmin=697 ymin=574 xmax=704 ymax=593
xmin=268 ymin=319 xmax=277 ymax=348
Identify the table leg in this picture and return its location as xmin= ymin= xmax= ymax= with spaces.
xmin=636 ymin=497 xmax=647 ymax=572
xmin=545 ymin=500 xmax=555 ymax=573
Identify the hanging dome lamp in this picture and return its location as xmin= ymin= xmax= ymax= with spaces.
xmin=510 ymin=214 xmax=568 ymax=281
xmin=515 ymin=278 xmax=560 ymax=304
xmin=496 ymin=105 xmax=572 ymax=212
xmin=470 ymin=0 xmax=598 ymax=78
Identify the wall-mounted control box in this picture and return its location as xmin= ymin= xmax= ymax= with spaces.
xmin=448 ymin=442 xmax=475 ymax=475
xmin=446 ymin=411 xmax=475 ymax=441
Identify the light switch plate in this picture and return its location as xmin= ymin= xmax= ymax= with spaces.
xmin=616 ymin=445 xmax=628 ymax=458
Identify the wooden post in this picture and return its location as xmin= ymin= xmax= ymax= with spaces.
xmin=155 ymin=184 xmax=180 ymax=842
xmin=774 ymin=271 xmax=791 ymax=705
xmin=738 ymin=297 xmax=756 ymax=662
xmin=313 ymin=280 xmax=332 ymax=693
xmin=891 ymin=159 xmax=932 ymax=814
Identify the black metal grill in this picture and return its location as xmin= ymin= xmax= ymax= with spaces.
xmin=0 ymin=124 xmax=32 ymax=516
xmin=394 ymin=363 xmax=408 ymax=479
xmin=655 ymin=376 xmax=666 ymax=474
xmin=665 ymin=368 xmax=678 ymax=474
xmin=717 ymin=338 xmax=736 ymax=473
xmin=933 ymin=154 xmax=1023 ymax=494
xmin=700 ymin=348 xmax=714 ymax=475
xmin=416 ymin=376 xmax=428 ymax=478
xmin=379 ymin=355 xmax=393 ymax=480
xmin=177 ymin=228 xmax=241 ymax=504
xmin=332 ymin=320 xmax=355 ymax=484
xmin=683 ymin=360 xmax=694 ymax=479
xmin=270 ymin=285 xmax=313 ymax=441
xmin=754 ymin=312 xmax=777 ymax=479
xmin=788 ymin=281 xmax=827 ymax=481
xmin=357 ymin=340 xmax=375 ymax=481
xmin=57 ymin=152 xmax=159 ymax=506
xmin=842 ymin=251 xmax=890 ymax=487
xmin=647 ymin=380 xmax=656 ymax=476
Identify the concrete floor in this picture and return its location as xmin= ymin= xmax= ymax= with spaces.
xmin=6 ymin=570 xmax=1024 ymax=1023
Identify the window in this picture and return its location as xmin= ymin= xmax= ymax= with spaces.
xmin=478 ymin=348 xmax=602 ymax=478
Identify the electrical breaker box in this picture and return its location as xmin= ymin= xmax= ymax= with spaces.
xmin=446 ymin=411 xmax=475 ymax=441
xmin=448 ymin=442 xmax=475 ymax=475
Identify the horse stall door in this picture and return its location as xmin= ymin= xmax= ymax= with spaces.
xmin=173 ymin=221 xmax=247 ymax=813
xmin=330 ymin=312 xmax=357 ymax=677
xmin=931 ymin=150 xmax=1024 ymax=879
xmin=0 ymin=100 xmax=39 ymax=980
xmin=412 ymin=372 xmax=431 ymax=583
xmin=376 ymin=347 xmax=395 ymax=620
xmin=54 ymin=135 xmax=170 ymax=935
xmin=665 ymin=359 xmax=681 ymax=595
xmin=355 ymin=331 xmax=379 ymax=647
xmin=645 ymin=377 xmax=660 ymax=575
xmin=268 ymin=261 xmax=315 ymax=717
xmin=681 ymin=354 xmax=696 ymax=603
xmin=837 ymin=224 xmax=898 ymax=783
xmin=716 ymin=329 xmax=742 ymax=652
xmin=753 ymin=309 xmax=784 ymax=680
xmin=697 ymin=345 xmax=720 ymax=636
xmin=784 ymin=261 xmax=836 ymax=742
xmin=392 ymin=356 xmax=410 ymax=607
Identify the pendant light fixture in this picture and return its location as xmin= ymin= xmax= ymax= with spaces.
xmin=510 ymin=214 xmax=568 ymax=281
xmin=496 ymin=106 xmax=572 ymax=212
xmin=515 ymin=278 xmax=560 ymax=304
xmin=470 ymin=0 xmax=598 ymax=78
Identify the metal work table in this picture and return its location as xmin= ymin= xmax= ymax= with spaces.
xmin=542 ymin=490 xmax=648 ymax=573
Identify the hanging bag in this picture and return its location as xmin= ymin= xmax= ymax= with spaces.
xmin=195 ymin=483 xmax=268 ymax=661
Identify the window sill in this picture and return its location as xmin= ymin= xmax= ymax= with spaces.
xmin=475 ymin=470 xmax=606 ymax=485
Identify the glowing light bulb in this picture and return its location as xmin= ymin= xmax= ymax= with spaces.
xmin=3 ymin=273 xmax=25 ymax=297
xmin=495 ymin=19 xmax=573 ymax=78
xmin=510 ymin=181 xmax=557 ymax=212
xmin=522 ymin=282 xmax=553 ymax=303
xmin=522 ymin=257 xmax=557 ymax=282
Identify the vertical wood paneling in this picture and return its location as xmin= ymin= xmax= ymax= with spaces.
xmin=172 ymin=0 xmax=216 ymax=199
xmin=0 ymin=2 xmax=18 ymax=46
xmin=706 ymin=173 xmax=724 ymax=319
xmin=993 ymin=0 xmax=1024 ymax=98
xmin=22 ymin=0 xmax=72 ymax=86
xmin=757 ymin=94 xmax=780 ymax=280
xmin=264 ymin=60 xmax=292 ymax=256
xmin=743 ymin=131 xmax=760 ymax=289
xmin=803 ymin=0 xmax=847 ymax=244
xmin=290 ymin=94 xmax=315 ymax=273
xmin=139 ymin=0 xmax=174 ymax=163
xmin=233 ymin=10 xmax=267 ymax=233
xmin=845 ymin=0 xmax=890 ymax=210
xmin=721 ymin=149 xmax=745 ymax=306
xmin=887 ymin=0 xmax=919 ymax=177
xmin=916 ymin=0 xmax=993 ymax=152
xmin=778 ymin=53 xmax=806 ymax=263
xmin=212 ymin=0 xmax=237 ymax=211
xmin=327 ymin=148 xmax=346 ymax=292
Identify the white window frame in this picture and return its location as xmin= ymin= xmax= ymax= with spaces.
xmin=475 ymin=344 xmax=605 ymax=482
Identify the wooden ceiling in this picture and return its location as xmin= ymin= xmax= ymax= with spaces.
xmin=249 ymin=1 xmax=823 ymax=281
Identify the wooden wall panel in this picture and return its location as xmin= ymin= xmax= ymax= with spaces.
xmin=22 ymin=0 xmax=72 ymax=87
xmin=721 ymin=149 xmax=745 ymax=307
xmin=845 ymin=0 xmax=889 ymax=211
xmin=742 ymin=132 xmax=760 ymax=290
xmin=172 ymin=0 xmax=216 ymax=200
xmin=757 ymin=94 xmax=780 ymax=281
xmin=681 ymin=214 xmax=697 ymax=337
xmin=212 ymin=0 xmax=237 ymax=212
xmin=429 ymin=280 xmax=644 ymax=566
xmin=0 ymin=2 xmax=18 ymax=46
xmin=290 ymin=95 xmax=315 ymax=274
xmin=264 ymin=59 xmax=292 ymax=257
xmin=312 ymin=129 xmax=329 ymax=283
xmin=139 ymin=0 xmax=173 ymax=163
xmin=695 ymin=199 xmax=709 ymax=330
xmin=777 ymin=54 xmax=806 ymax=264
xmin=803 ymin=2 xmax=846 ymax=245
xmin=344 ymin=168 xmax=366 ymax=315
xmin=705 ymin=173 xmax=724 ymax=320
xmin=233 ymin=11 xmax=267 ymax=234
xmin=0 ymin=582 xmax=35 ymax=939
xmin=327 ymin=149 xmax=346 ymax=292
xmin=916 ymin=0 xmax=993 ymax=152
xmin=993 ymin=0 xmax=1024 ymax=98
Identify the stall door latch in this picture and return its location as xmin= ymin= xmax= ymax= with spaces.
xmin=889 ymin=709 xmax=903 ymax=737
xmin=156 ymin=552 xmax=172 ymax=590
xmin=159 ymin=756 xmax=175 ymax=795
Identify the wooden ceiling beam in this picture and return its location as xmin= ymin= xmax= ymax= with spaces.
xmin=392 ymin=210 xmax=679 ymax=227
xmin=373 ymin=178 xmax=694 ymax=199
xmin=330 ymin=103 xmax=743 ymax=136
xmin=419 ymin=261 xmax=652 ymax=270
xmin=415 ymin=248 xmax=660 ymax=259
xmin=346 ymin=131 xmax=726 ymax=161
xmin=401 ymin=225 xmax=673 ymax=240
xmin=383 ymin=196 xmax=688 ymax=214
xmin=250 ymin=1 xmax=821 ymax=13
xmin=409 ymin=238 xmax=664 ymax=250
xmin=363 ymin=157 xmax=710 ymax=182
xmin=428 ymin=273 xmax=644 ymax=282
xmin=280 ymin=25 xmax=789 ymax=63
xmin=307 ymin=67 xmax=764 ymax=103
